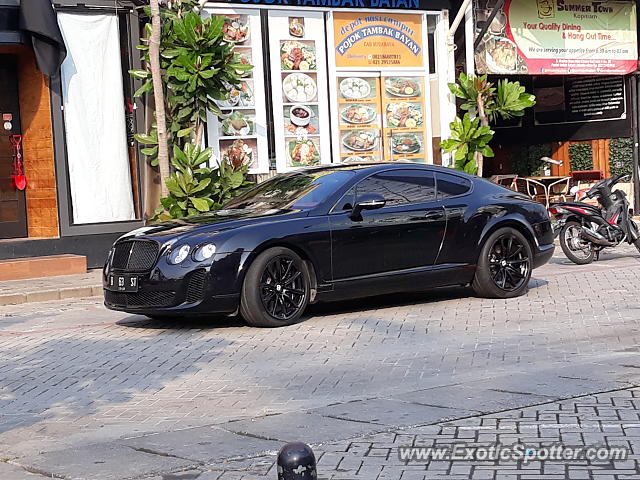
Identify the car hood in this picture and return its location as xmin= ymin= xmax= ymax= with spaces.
xmin=118 ymin=208 xmax=308 ymax=243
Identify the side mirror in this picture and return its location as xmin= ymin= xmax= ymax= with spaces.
xmin=350 ymin=193 xmax=386 ymax=220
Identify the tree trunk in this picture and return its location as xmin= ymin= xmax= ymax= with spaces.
xmin=149 ymin=0 xmax=170 ymax=197
xmin=475 ymin=92 xmax=489 ymax=178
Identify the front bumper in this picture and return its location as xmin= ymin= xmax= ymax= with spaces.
xmin=103 ymin=250 xmax=249 ymax=316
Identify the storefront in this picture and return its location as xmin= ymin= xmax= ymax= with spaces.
xmin=469 ymin=0 xmax=639 ymax=208
xmin=0 ymin=0 xmax=145 ymax=268
xmin=204 ymin=0 xmax=453 ymax=175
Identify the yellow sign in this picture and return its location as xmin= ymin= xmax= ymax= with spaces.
xmin=333 ymin=13 xmax=424 ymax=68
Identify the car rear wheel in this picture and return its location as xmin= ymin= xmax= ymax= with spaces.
xmin=472 ymin=227 xmax=532 ymax=299
xmin=240 ymin=247 xmax=310 ymax=327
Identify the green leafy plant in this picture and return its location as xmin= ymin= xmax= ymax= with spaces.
xmin=132 ymin=0 xmax=253 ymax=219
xmin=441 ymin=114 xmax=494 ymax=175
xmin=155 ymin=143 xmax=252 ymax=220
xmin=610 ymin=138 xmax=633 ymax=178
xmin=445 ymin=73 xmax=535 ymax=176
xmin=569 ymin=143 xmax=594 ymax=172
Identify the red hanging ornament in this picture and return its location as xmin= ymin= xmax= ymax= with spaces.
xmin=10 ymin=135 xmax=26 ymax=191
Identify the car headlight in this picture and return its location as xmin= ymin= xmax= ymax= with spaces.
xmin=168 ymin=245 xmax=190 ymax=264
xmin=193 ymin=243 xmax=216 ymax=262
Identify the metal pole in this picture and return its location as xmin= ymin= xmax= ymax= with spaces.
xmin=464 ymin=5 xmax=475 ymax=74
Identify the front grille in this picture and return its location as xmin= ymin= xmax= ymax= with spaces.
xmin=185 ymin=269 xmax=207 ymax=304
xmin=105 ymin=290 xmax=176 ymax=308
xmin=112 ymin=240 xmax=159 ymax=272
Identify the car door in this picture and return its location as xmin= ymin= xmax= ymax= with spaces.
xmin=434 ymin=170 xmax=474 ymax=265
xmin=329 ymin=169 xmax=446 ymax=281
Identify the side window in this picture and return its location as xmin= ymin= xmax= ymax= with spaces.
xmin=436 ymin=172 xmax=472 ymax=199
xmin=356 ymin=169 xmax=436 ymax=207
xmin=333 ymin=187 xmax=356 ymax=212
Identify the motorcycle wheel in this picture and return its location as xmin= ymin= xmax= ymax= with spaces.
xmin=559 ymin=221 xmax=596 ymax=265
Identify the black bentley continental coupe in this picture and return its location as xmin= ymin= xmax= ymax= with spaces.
xmin=104 ymin=163 xmax=554 ymax=327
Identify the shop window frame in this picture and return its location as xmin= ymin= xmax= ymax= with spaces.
xmin=50 ymin=2 xmax=144 ymax=236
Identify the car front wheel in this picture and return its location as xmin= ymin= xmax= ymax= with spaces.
xmin=472 ymin=227 xmax=532 ymax=299
xmin=240 ymin=247 xmax=311 ymax=327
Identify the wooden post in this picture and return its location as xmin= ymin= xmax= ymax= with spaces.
xmin=551 ymin=141 xmax=571 ymax=176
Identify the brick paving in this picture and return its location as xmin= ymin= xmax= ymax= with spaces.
xmin=0 ymin=245 xmax=639 ymax=478
xmin=204 ymin=388 xmax=640 ymax=479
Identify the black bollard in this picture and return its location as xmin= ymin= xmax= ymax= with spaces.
xmin=277 ymin=442 xmax=317 ymax=480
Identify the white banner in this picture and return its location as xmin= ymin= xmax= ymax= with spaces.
xmin=58 ymin=13 xmax=135 ymax=224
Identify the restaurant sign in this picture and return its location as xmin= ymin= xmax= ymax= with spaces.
xmin=333 ymin=12 xmax=424 ymax=68
xmin=475 ymin=0 xmax=638 ymax=75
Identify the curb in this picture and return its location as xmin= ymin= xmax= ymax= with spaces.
xmin=0 ymin=285 xmax=103 ymax=307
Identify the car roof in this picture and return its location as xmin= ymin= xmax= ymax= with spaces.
xmin=289 ymin=162 xmax=476 ymax=179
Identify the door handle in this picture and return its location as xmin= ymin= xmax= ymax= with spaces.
xmin=424 ymin=210 xmax=445 ymax=221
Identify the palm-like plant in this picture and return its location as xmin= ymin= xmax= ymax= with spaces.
xmin=444 ymin=73 xmax=535 ymax=176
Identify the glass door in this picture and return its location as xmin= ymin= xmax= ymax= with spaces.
xmin=0 ymin=55 xmax=28 ymax=239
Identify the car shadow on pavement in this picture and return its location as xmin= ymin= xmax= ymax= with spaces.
xmin=115 ymin=278 xmax=548 ymax=330
xmin=116 ymin=314 xmax=246 ymax=330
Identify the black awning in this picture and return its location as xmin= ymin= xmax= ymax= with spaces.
xmin=0 ymin=6 xmax=25 ymax=44
xmin=19 ymin=0 xmax=67 ymax=77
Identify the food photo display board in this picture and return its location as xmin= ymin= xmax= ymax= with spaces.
xmin=327 ymin=12 xmax=432 ymax=164
xmin=205 ymin=8 xmax=270 ymax=174
xmin=268 ymin=11 xmax=332 ymax=172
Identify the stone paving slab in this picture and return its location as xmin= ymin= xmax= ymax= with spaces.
xmin=311 ymin=398 xmax=474 ymax=427
xmin=12 ymin=442 xmax=196 ymax=480
xmin=389 ymin=383 xmax=553 ymax=414
xmin=121 ymin=426 xmax=282 ymax=463
xmin=0 ymin=270 xmax=102 ymax=306
xmin=222 ymin=412 xmax=381 ymax=444
xmin=0 ymin=461 xmax=45 ymax=480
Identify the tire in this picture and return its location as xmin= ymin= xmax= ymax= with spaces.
xmin=628 ymin=219 xmax=640 ymax=253
xmin=559 ymin=221 xmax=595 ymax=265
xmin=472 ymin=227 xmax=533 ymax=299
xmin=240 ymin=247 xmax=311 ymax=327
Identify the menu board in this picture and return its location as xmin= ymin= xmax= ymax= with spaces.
xmin=337 ymin=76 xmax=383 ymax=162
xmin=534 ymin=75 xmax=626 ymax=125
xmin=205 ymin=9 xmax=269 ymax=174
xmin=269 ymin=11 xmax=331 ymax=172
xmin=328 ymin=12 xmax=431 ymax=165
xmin=382 ymin=76 xmax=426 ymax=162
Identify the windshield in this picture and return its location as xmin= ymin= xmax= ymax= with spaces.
xmin=223 ymin=170 xmax=356 ymax=212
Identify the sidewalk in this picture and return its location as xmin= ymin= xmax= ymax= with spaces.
xmin=0 ymin=270 xmax=103 ymax=306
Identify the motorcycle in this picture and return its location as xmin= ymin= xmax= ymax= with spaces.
xmin=549 ymin=173 xmax=640 ymax=265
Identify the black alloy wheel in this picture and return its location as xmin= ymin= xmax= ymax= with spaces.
xmin=487 ymin=233 xmax=531 ymax=292
xmin=240 ymin=247 xmax=311 ymax=327
xmin=259 ymin=255 xmax=307 ymax=321
xmin=472 ymin=227 xmax=533 ymax=299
